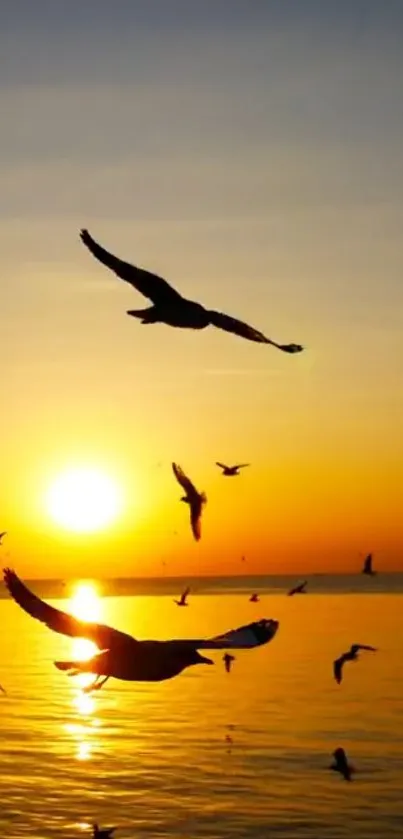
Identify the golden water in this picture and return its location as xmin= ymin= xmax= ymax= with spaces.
xmin=1 ymin=583 xmax=402 ymax=837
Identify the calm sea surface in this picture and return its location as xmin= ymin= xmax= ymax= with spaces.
xmin=1 ymin=574 xmax=403 ymax=838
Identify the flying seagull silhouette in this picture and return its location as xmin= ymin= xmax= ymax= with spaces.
xmin=0 ymin=532 xmax=7 ymax=545
xmin=223 ymin=653 xmax=235 ymax=673
xmin=333 ymin=644 xmax=377 ymax=684
xmin=216 ymin=462 xmax=249 ymax=476
xmin=80 ymin=229 xmax=303 ymax=353
xmin=287 ymin=580 xmax=307 ymax=596
xmin=93 ymin=825 xmax=116 ymax=839
xmin=250 ymin=593 xmax=259 ymax=602
xmin=329 ymin=747 xmax=354 ymax=781
xmin=4 ymin=569 xmax=279 ymax=692
xmin=172 ymin=463 xmax=206 ymax=541
xmin=174 ymin=587 xmax=190 ymax=607
xmin=362 ymin=553 xmax=376 ymax=576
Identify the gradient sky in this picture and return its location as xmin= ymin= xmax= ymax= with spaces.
xmin=1 ymin=0 xmax=403 ymax=577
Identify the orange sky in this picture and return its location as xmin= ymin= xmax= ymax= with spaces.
xmin=1 ymin=3 xmax=403 ymax=577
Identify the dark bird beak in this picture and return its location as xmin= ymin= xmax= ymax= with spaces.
xmin=197 ymin=653 xmax=214 ymax=665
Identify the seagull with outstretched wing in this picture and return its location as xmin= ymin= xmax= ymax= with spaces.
xmin=333 ymin=643 xmax=377 ymax=684
xmin=172 ymin=463 xmax=206 ymax=541
xmin=4 ymin=569 xmax=279 ymax=692
xmin=216 ymin=462 xmax=250 ymax=476
xmin=174 ymin=587 xmax=190 ymax=607
xmin=287 ymin=580 xmax=307 ymax=596
xmin=80 ymin=229 xmax=303 ymax=353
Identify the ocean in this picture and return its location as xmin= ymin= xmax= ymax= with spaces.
xmin=1 ymin=573 xmax=402 ymax=838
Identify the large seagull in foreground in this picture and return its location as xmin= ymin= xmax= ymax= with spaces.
xmin=3 ymin=569 xmax=279 ymax=692
xmin=80 ymin=229 xmax=303 ymax=353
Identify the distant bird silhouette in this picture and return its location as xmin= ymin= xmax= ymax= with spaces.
xmin=225 ymin=733 xmax=234 ymax=753
xmin=223 ymin=653 xmax=235 ymax=673
xmin=80 ymin=229 xmax=303 ymax=353
xmin=0 ymin=684 xmax=6 ymax=695
xmin=174 ymin=587 xmax=190 ymax=607
xmin=362 ymin=553 xmax=376 ymax=576
xmin=330 ymin=748 xmax=354 ymax=781
xmin=216 ymin=462 xmax=249 ymax=476
xmin=93 ymin=825 xmax=116 ymax=839
xmin=333 ymin=644 xmax=377 ymax=684
xmin=287 ymin=580 xmax=307 ymax=596
xmin=0 ymin=532 xmax=7 ymax=545
xmin=4 ymin=569 xmax=279 ymax=691
xmin=172 ymin=463 xmax=206 ymax=541
xmin=250 ymin=593 xmax=259 ymax=602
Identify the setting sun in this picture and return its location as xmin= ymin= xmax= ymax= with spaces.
xmin=46 ymin=467 xmax=121 ymax=533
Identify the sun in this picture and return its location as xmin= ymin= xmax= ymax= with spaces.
xmin=46 ymin=467 xmax=121 ymax=533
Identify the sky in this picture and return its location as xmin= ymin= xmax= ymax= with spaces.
xmin=1 ymin=0 xmax=403 ymax=577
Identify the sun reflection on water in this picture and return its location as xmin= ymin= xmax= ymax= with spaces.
xmin=64 ymin=581 xmax=103 ymax=760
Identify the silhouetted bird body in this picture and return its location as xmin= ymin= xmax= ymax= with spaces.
xmin=80 ymin=229 xmax=303 ymax=353
xmin=362 ymin=553 xmax=376 ymax=576
xmin=223 ymin=653 xmax=235 ymax=673
xmin=287 ymin=580 xmax=307 ymax=596
xmin=250 ymin=593 xmax=259 ymax=603
xmin=333 ymin=643 xmax=377 ymax=684
xmin=3 ymin=569 xmax=279 ymax=691
xmin=93 ymin=824 xmax=116 ymax=839
xmin=174 ymin=586 xmax=190 ymax=607
xmin=330 ymin=747 xmax=354 ymax=781
xmin=172 ymin=463 xmax=206 ymax=541
xmin=216 ymin=462 xmax=249 ymax=476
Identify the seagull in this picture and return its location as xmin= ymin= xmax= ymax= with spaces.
xmin=225 ymin=733 xmax=234 ymax=753
xmin=250 ymin=593 xmax=259 ymax=602
xmin=174 ymin=586 xmax=190 ymax=607
xmin=80 ymin=229 xmax=303 ymax=353
xmin=93 ymin=825 xmax=116 ymax=839
xmin=216 ymin=462 xmax=249 ymax=476
xmin=287 ymin=580 xmax=307 ymax=596
xmin=0 ymin=684 xmax=6 ymax=695
xmin=223 ymin=653 xmax=235 ymax=673
xmin=333 ymin=644 xmax=377 ymax=684
xmin=0 ymin=532 xmax=7 ymax=545
xmin=3 ymin=569 xmax=279 ymax=692
xmin=330 ymin=747 xmax=354 ymax=781
xmin=172 ymin=463 xmax=206 ymax=541
xmin=362 ymin=553 xmax=376 ymax=576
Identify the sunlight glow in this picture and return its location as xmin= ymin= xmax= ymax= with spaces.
xmin=69 ymin=582 xmax=102 ymax=690
xmin=46 ymin=467 xmax=121 ymax=533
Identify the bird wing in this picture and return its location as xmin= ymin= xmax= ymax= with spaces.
xmin=353 ymin=644 xmax=377 ymax=653
xmin=190 ymin=500 xmax=202 ymax=541
xmin=80 ymin=229 xmax=182 ymax=305
xmin=208 ymin=310 xmax=272 ymax=344
xmin=3 ymin=569 xmax=136 ymax=651
xmin=172 ymin=463 xmax=197 ymax=496
xmin=233 ymin=464 xmax=249 ymax=470
xmin=333 ymin=656 xmax=345 ymax=683
xmin=216 ymin=462 xmax=229 ymax=470
xmin=182 ymin=586 xmax=190 ymax=601
xmin=194 ymin=618 xmax=279 ymax=650
xmin=0 ymin=532 xmax=6 ymax=539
